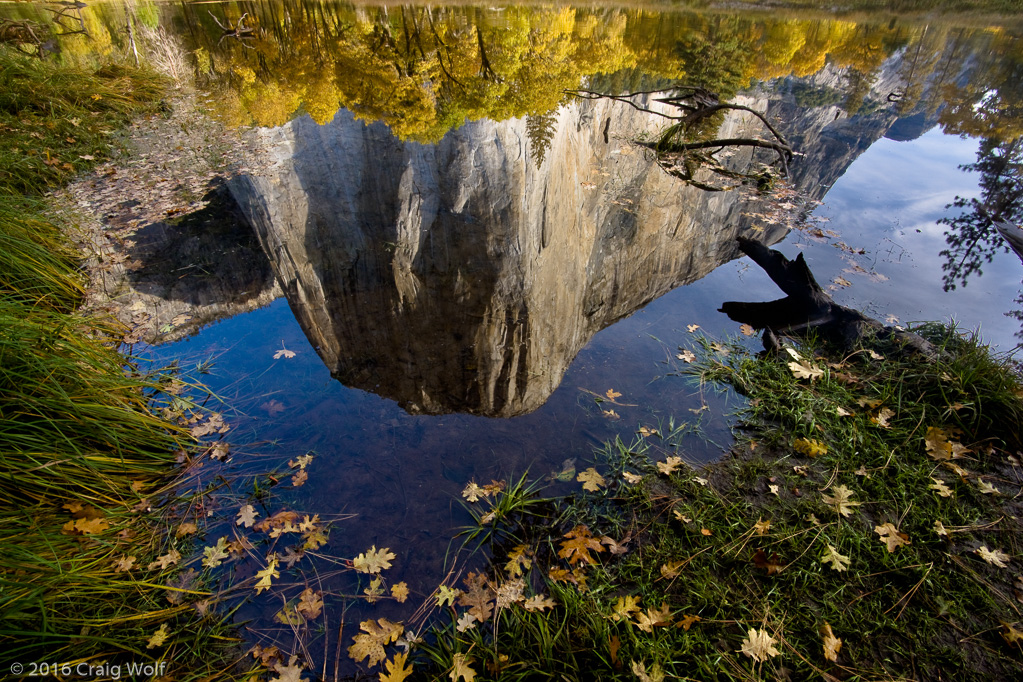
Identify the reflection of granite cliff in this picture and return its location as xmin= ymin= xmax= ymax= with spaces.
xmin=229 ymin=97 xmax=784 ymax=416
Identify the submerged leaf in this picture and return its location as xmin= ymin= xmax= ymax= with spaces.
xmin=577 ymin=467 xmax=606 ymax=492
xmin=353 ymin=546 xmax=396 ymax=574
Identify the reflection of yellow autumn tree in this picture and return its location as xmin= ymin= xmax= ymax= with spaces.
xmin=938 ymin=29 xmax=1023 ymax=141
xmin=176 ymin=1 xmax=998 ymax=141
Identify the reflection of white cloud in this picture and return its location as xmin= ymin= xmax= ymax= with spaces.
xmin=801 ymin=129 xmax=1022 ymax=349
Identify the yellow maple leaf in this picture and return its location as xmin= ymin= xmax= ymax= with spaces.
xmin=504 ymin=544 xmax=533 ymax=577
xmin=303 ymin=527 xmax=328 ymax=550
xmin=523 ymin=594 xmax=556 ymax=611
xmin=254 ymin=557 xmax=280 ymax=594
xmin=449 ymin=653 xmax=476 ymax=682
xmin=436 ymin=585 xmax=461 ymax=607
xmin=353 ymin=546 xmax=396 ymax=574
xmin=380 ymin=652 xmax=413 ymax=682
xmin=634 ymin=603 xmax=672 ymax=632
xmin=924 ymin=426 xmax=954 ymax=460
xmin=270 ymin=656 xmax=307 ymax=682
xmin=753 ymin=518 xmax=771 ymax=536
xmin=348 ymin=618 xmax=403 ymax=667
xmin=871 ymin=407 xmax=895 ymax=428
xmin=609 ymin=595 xmax=641 ymax=622
xmin=929 ymin=478 xmax=954 ymax=497
xmin=297 ymin=588 xmax=324 ymax=618
xmin=113 ymin=555 xmax=136 ymax=573
xmin=462 ymin=481 xmax=485 ymax=502
xmin=788 ymin=359 xmax=824 ymax=381
xmin=146 ymin=623 xmax=170 ymax=649
xmin=822 ymin=485 xmax=861 ymax=517
xmin=558 ymin=525 xmax=605 ymax=565
xmin=656 ymin=456 xmax=683 ymax=476
xmin=821 ymin=544 xmax=850 ymax=572
xmin=660 ymin=561 xmax=684 ymax=579
xmin=874 ymin=523 xmax=911 ymax=552
xmin=605 ymin=388 xmax=622 ymax=400
xmin=739 ymin=627 xmax=780 ymax=662
xmin=577 ymin=467 xmax=606 ymax=492
xmin=147 ymin=549 xmax=181 ymax=571
xmin=364 ymin=576 xmax=384 ymax=603
xmin=202 ymin=537 xmax=229 ymax=568
xmin=391 ymin=582 xmax=410 ymax=603
xmin=821 ymin=622 xmax=842 ymax=662
xmin=976 ymin=545 xmax=1011 ymax=568
xmin=793 ymin=438 xmax=827 ymax=458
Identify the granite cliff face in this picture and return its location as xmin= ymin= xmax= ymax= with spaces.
xmin=229 ymin=96 xmax=785 ymax=416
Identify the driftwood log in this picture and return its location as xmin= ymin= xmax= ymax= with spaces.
xmin=720 ymin=237 xmax=938 ymax=358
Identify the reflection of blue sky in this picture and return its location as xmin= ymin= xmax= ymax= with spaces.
xmin=796 ymin=128 xmax=1023 ymax=349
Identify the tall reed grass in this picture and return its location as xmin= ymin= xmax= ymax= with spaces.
xmin=0 ymin=44 xmax=240 ymax=678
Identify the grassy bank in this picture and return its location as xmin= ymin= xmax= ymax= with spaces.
xmin=414 ymin=326 xmax=1023 ymax=680
xmin=0 ymin=48 xmax=240 ymax=677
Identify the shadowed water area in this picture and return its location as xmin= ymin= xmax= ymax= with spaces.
xmin=9 ymin=0 xmax=1021 ymax=675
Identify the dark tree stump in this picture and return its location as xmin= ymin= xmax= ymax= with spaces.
xmin=720 ymin=237 xmax=937 ymax=357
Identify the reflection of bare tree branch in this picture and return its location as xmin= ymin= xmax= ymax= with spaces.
xmin=209 ymin=11 xmax=255 ymax=47
xmin=476 ymin=26 xmax=500 ymax=82
xmin=568 ymin=86 xmax=794 ymax=191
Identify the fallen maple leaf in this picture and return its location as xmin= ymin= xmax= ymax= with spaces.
xmin=577 ymin=467 xmax=606 ymax=492
xmin=353 ymin=546 xmax=396 ymax=574
xmin=977 ymin=479 xmax=1000 ymax=495
xmin=657 ymin=456 xmax=683 ymax=476
xmin=495 ymin=578 xmax=525 ymax=608
xmin=380 ymin=652 xmax=414 ymax=682
xmin=739 ymin=323 xmax=756 ymax=336
xmin=270 ymin=656 xmax=307 ymax=682
xmin=871 ymin=407 xmax=895 ymax=428
xmin=291 ymin=469 xmax=308 ymax=487
xmin=976 ymin=545 xmax=1011 ymax=568
xmin=348 ymin=618 xmax=403 ymax=667
xmin=609 ymin=595 xmax=642 ymax=623
xmin=113 ymin=555 xmax=136 ymax=573
xmin=874 ymin=523 xmax=911 ymax=552
xmin=623 ymin=471 xmax=643 ymax=484
xmin=504 ymin=544 xmax=533 ymax=577
xmin=660 ymin=561 xmax=684 ymax=579
xmin=821 ymin=622 xmax=842 ymax=662
xmin=364 ymin=576 xmax=385 ymax=603
xmin=934 ymin=520 xmax=949 ymax=537
xmin=236 ymin=504 xmax=259 ymax=528
xmin=254 ymin=557 xmax=280 ymax=594
xmin=821 ymin=544 xmax=850 ymax=572
xmin=753 ymin=519 xmax=771 ymax=536
xmin=605 ymin=389 xmax=622 ymax=400
xmin=631 ymin=661 xmax=665 ymax=682
xmin=523 ymin=594 xmax=556 ymax=611
xmin=297 ymin=588 xmax=324 ymax=618
xmin=202 ymin=537 xmax=229 ymax=568
xmin=148 ymin=549 xmax=181 ymax=571
xmin=753 ymin=550 xmax=784 ymax=575
xmin=458 ymin=572 xmax=495 ymax=621
xmin=793 ymin=438 xmax=827 ymax=458
xmin=739 ymin=627 xmax=780 ymax=662
xmin=462 ymin=481 xmax=485 ymax=502
xmin=391 ymin=582 xmax=410 ymax=603
xmin=788 ymin=359 xmax=824 ymax=381
xmin=436 ymin=585 xmax=461 ymax=607
xmin=289 ymin=454 xmax=314 ymax=469
xmin=303 ymin=527 xmax=328 ymax=550
xmin=929 ymin=478 xmax=953 ymax=497
xmin=822 ymin=485 xmax=861 ymax=517
xmin=677 ymin=350 xmax=696 ymax=363
xmin=678 ymin=614 xmax=701 ymax=631
xmin=450 ymin=653 xmax=476 ymax=682
xmin=146 ymin=623 xmax=170 ymax=649
xmin=687 ymin=324 xmax=700 ymax=333
xmin=558 ymin=526 xmax=605 ymax=565
xmin=638 ymin=426 xmax=659 ymax=437
xmin=273 ymin=347 xmax=296 ymax=359
xmin=635 ymin=603 xmax=672 ymax=632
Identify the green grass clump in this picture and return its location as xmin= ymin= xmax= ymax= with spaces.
xmin=416 ymin=327 xmax=1023 ymax=680
xmin=0 ymin=44 xmax=242 ymax=678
